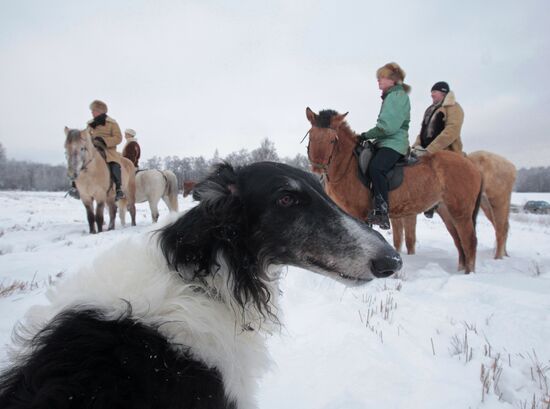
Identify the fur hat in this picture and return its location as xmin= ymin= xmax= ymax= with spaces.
xmin=377 ymin=62 xmax=406 ymax=83
xmin=89 ymin=100 xmax=108 ymax=114
xmin=124 ymin=128 xmax=136 ymax=137
xmin=431 ymin=81 xmax=450 ymax=93
xmin=376 ymin=62 xmax=411 ymax=93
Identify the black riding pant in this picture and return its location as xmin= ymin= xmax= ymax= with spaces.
xmin=368 ymin=147 xmax=403 ymax=203
xmin=108 ymin=162 xmax=122 ymax=191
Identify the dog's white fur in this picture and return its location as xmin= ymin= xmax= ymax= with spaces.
xmin=15 ymin=232 xmax=279 ymax=409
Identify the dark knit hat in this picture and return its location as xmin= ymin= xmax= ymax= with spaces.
xmin=431 ymin=81 xmax=450 ymax=93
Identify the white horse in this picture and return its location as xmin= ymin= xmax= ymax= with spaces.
xmin=120 ymin=169 xmax=179 ymax=224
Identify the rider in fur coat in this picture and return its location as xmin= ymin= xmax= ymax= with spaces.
xmin=413 ymin=81 xmax=464 ymax=154
xmin=122 ymin=128 xmax=141 ymax=168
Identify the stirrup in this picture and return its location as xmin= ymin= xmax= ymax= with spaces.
xmin=368 ymin=210 xmax=390 ymax=230
xmin=67 ymin=187 xmax=80 ymax=200
xmin=424 ymin=205 xmax=438 ymax=219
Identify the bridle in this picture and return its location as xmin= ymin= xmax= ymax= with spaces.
xmin=306 ymin=126 xmax=356 ymax=184
xmin=306 ymin=127 xmax=339 ymax=175
xmin=66 ymin=137 xmax=94 ymax=180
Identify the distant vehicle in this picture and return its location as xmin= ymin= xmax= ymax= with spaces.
xmin=509 ymin=204 xmax=521 ymax=214
xmin=523 ymin=200 xmax=550 ymax=214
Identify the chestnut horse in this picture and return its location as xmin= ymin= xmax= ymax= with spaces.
xmin=64 ymin=127 xmax=137 ymax=233
xmin=306 ymin=108 xmax=483 ymax=273
xmin=182 ymin=180 xmax=197 ymax=198
xmin=393 ymin=151 xmax=516 ymax=259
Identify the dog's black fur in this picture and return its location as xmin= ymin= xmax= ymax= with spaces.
xmin=0 ymin=161 xmax=401 ymax=409
xmin=0 ymin=309 xmax=235 ymax=409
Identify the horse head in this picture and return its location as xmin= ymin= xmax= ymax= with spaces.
xmin=64 ymin=127 xmax=93 ymax=180
xmin=305 ymin=107 xmax=349 ymax=174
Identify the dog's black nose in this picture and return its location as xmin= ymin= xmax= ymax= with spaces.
xmin=371 ymin=252 xmax=402 ymax=278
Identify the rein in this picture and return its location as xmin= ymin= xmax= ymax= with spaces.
xmin=79 ymin=147 xmax=95 ymax=173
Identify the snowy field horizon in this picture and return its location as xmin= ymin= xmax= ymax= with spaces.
xmin=0 ymin=191 xmax=549 ymax=408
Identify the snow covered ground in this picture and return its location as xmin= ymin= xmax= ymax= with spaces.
xmin=0 ymin=191 xmax=549 ymax=408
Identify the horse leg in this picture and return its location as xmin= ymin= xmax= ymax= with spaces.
xmin=149 ymin=200 xmax=160 ymax=223
xmin=95 ymin=202 xmax=105 ymax=233
xmin=108 ymin=201 xmax=117 ymax=230
xmin=83 ymin=201 xmax=96 ymax=234
xmin=436 ymin=205 xmax=466 ymax=271
xmin=453 ymin=217 xmax=478 ymax=273
xmin=490 ymin=201 xmax=511 ymax=259
xmin=403 ymin=215 xmax=417 ymax=255
xmin=391 ymin=217 xmax=404 ymax=252
xmin=129 ymin=202 xmax=136 ymax=226
xmin=480 ymin=194 xmax=495 ymax=225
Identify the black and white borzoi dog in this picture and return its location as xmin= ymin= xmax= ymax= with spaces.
xmin=0 ymin=162 xmax=401 ymax=409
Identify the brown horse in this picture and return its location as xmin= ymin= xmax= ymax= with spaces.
xmin=393 ymin=151 xmax=516 ymax=259
xmin=182 ymin=180 xmax=197 ymax=198
xmin=64 ymin=127 xmax=137 ymax=233
xmin=306 ymin=108 xmax=483 ymax=273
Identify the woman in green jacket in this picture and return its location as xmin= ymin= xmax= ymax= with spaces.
xmin=359 ymin=62 xmax=411 ymax=229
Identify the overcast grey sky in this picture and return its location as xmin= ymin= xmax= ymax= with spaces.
xmin=1 ymin=0 xmax=549 ymax=168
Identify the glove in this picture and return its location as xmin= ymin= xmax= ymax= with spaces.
xmin=412 ymin=146 xmax=428 ymax=157
xmin=357 ymin=132 xmax=367 ymax=143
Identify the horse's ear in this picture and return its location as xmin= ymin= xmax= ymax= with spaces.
xmin=332 ymin=112 xmax=349 ymax=128
xmin=306 ymin=107 xmax=317 ymax=125
xmin=64 ymin=126 xmax=69 ymax=136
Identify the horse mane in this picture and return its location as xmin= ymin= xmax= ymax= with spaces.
xmin=317 ymin=109 xmax=357 ymax=139
xmin=316 ymin=110 xmax=339 ymax=128
xmin=66 ymin=129 xmax=81 ymax=143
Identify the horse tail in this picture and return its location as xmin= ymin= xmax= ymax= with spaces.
xmin=163 ymin=171 xmax=179 ymax=212
xmin=472 ymin=178 xmax=483 ymax=229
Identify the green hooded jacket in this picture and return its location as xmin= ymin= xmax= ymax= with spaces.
xmin=362 ymin=84 xmax=410 ymax=155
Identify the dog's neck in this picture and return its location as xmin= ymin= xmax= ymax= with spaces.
xmin=178 ymin=257 xmax=282 ymax=334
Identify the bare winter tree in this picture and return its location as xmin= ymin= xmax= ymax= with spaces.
xmin=250 ymin=138 xmax=279 ymax=163
xmin=281 ymin=153 xmax=310 ymax=171
xmin=0 ymin=142 xmax=6 ymax=165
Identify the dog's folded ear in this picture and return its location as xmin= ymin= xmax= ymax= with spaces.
xmin=192 ymin=162 xmax=239 ymax=202
xmin=158 ymin=162 xmax=244 ymax=275
xmin=158 ymin=162 xmax=273 ymax=319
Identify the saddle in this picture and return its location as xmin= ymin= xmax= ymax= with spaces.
xmin=92 ymin=137 xmax=115 ymax=192
xmin=92 ymin=137 xmax=108 ymax=162
xmin=354 ymin=141 xmax=419 ymax=192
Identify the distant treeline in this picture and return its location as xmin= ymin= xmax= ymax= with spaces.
xmin=2 ymin=140 xmax=548 ymax=192
xmin=514 ymin=167 xmax=550 ymax=192
xmin=0 ymin=139 xmax=310 ymax=191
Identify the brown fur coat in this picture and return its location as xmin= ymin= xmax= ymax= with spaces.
xmin=414 ymin=91 xmax=464 ymax=153
xmin=122 ymin=137 xmax=141 ymax=168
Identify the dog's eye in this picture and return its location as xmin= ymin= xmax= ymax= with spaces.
xmin=278 ymin=194 xmax=298 ymax=207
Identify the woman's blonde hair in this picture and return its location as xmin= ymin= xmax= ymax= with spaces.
xmin=376 ymin=62 xmax=411 ymax=93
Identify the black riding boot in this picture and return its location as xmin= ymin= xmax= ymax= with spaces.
xmin=67 ymin=180 xmax=80 ymax=200
xmin=108 ymin=162 xmax=125 ymax=201
xmin=368 ymin=194 xmax=391 ymax=230
xmin=424 ymin=205 xmax=438 ymax=219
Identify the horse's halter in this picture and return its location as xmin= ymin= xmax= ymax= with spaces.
xmin=307 ymin=126 xmax=339 ymax=174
